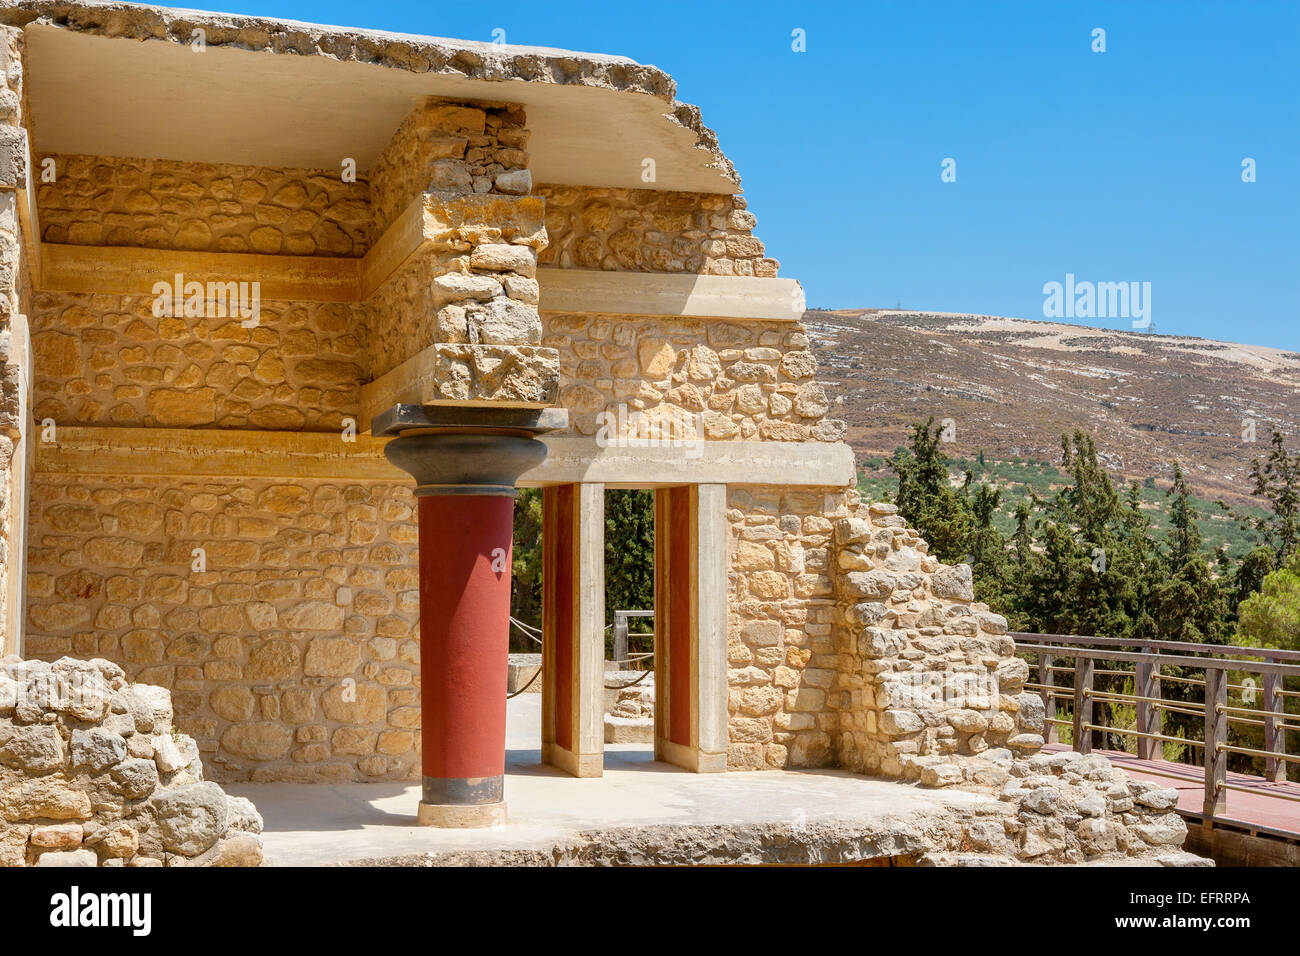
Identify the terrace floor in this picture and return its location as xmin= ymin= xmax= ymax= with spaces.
xmin=225 ymin=696 xmax=993 ymax=866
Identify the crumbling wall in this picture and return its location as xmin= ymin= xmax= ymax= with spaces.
xmin=829 ymin=493 xmax=1043 ymax=777
xmin=0 ymin=655 xmax=264 ymax=866
xmin=537 ymin=185 xmax=776 ymax=277
xmin=723 ymin=483 xmax=1195 ymax=862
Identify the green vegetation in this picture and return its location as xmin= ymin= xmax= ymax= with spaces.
xmin=859 ymin=452 xmax=1267 ymax=561
xmin=509 ymin=488 xmax=656 ymax=654
xmin=602 ymin=489 xmax=656 ymax=631
xmin=878 ymin=419 xmax=1300 ymax=779
xmin=1238 ymin=549 xmax=1300 ymax=652
xmin=509 ymin=488 xmax=544 ymax=651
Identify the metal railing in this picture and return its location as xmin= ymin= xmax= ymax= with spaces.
xmin=1013 ymin=633 xmax=1300 ymax=827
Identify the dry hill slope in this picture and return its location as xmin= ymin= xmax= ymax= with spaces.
xmin=806 ymin=309 xmax=1300 ymax=507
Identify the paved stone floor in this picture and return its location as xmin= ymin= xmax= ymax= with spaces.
xmin=226 ymin=696 xmax=993 ymax=866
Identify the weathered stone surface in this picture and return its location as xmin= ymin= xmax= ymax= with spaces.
xmin=0 ymin=722 xmax=66 ymax=773
xmin=930 ymin=565 xmax=974 ymax=602
xmin=69 ymin=728 xmax=127 ymax=773
xmin=473 ymin=297 xmax=541 ymax=345
xmin=149 ymin=782 xmax=229 ymax=855
xmin=1 ymin=777 xmax=92 ymax=821
xmin=303 ymin=637 xmax=359 ymax=676
xmin=30 ymin=823 xmax=83 ymax=848
xmin=1134 ymin=786 xmax=1180 ymax=812
xmin=125 ymin=684 xmax=173 ymax=735
xmin=469 ymin=243 xmax=537 ymax=276
xmin=283 ymin=602 xmax=345 ymax=632
xmin=0 ymin=654 xmax=263 ymax=865
xmin=220 ymin=723 xmax=293 ymax=761
xmin=34 ymin=848 xmax=97 ymax=867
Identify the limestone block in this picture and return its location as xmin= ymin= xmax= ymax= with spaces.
xmin=220 ymin=723 xmax=293 ymax=761
xmin=0 ymin=125 xmax=26 ymax=189
xmin=0 ymin=721 xmax=66 ymax=772
xmin=125 ymin=684 xmax=173 ymax=735
xmin=471 ymin=296 xmax=541 ymax=345
xmin=842 ymin=570 xmax=897 ymax=600
xmin=30 ymin=823 xmax=83 ymax=848
xmin=148 ymin=782 xmax=229 ymax=856
xmin=69 ymin=728 xmax=126 ymax=773
xmin=35 ymin=849 xmax=97 ymax=867
xmin=1 ymin=777 xmax=92 ymax=821
xmin=433 ymin=273 xmax=500 ymax=304
xmin=110 ymin=758 xmax=159 ymax=800
xmin=494 ymin=169 xmax=532 ymax=195
xmin=931 ymin=564 xmax=974 ymax=602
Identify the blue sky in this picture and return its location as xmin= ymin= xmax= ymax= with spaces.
xmin=217 ymin=0 xmax=1298 ymax=350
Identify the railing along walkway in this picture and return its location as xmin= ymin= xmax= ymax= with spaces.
xmin=1014 ymin=632 xmax=1300 ymax=839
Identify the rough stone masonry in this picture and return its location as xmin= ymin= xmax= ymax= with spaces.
xmin=0 ymin=1 xmax=1199 ymax=864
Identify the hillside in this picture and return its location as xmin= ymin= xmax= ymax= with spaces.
xmin=806 ymin=309 xmax=1300 ymax=510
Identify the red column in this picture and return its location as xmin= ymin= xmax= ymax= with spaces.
xmin=417 ymin=494 xmax=513 ymax=825
xmin=375 ymin=404 xmax=562 ymax=828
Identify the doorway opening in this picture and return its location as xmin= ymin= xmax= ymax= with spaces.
xmin=534 ymin=482 xmax=726 ymax=778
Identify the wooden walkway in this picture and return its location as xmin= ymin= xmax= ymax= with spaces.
xmin=1044 ymin=743 xmax=1300 ymax=838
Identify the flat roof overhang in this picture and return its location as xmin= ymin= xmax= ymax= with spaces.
xmin=10 ymin=2 xmax=741 ymax=193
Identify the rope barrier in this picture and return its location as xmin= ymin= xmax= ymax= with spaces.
xmin=507 ymin=666 xmax=542 ymax=699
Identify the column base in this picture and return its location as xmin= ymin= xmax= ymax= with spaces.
xmin=542 ymin=741 xmax=603 ymax=778
xmin=656 ymin=737 xmax=727 ymax=773
xmin=417 ymin=800 xmax=508 ymax=829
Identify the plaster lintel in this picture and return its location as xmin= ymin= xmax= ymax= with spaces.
xmin=538 ymin=269 xmax=805 ymax=323
xmin=33 ymin=427 xmax=856 ymax=488
xmin=37 ymin=234 xmax=804 ymax=323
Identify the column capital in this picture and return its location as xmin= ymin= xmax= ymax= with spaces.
xmin=376 ymin=403 xmax=566 ymax=497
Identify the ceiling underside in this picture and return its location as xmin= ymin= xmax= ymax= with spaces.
xmin=22 ymin=24 xmax=740 ymax=193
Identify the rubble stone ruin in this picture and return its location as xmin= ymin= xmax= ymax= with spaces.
xmin=0 ymin=2 xmax=1199 ymax=864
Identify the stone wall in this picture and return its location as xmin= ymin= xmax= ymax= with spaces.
xmin=723 ymin=484 xmax=1043 ymax=775
xmin=828 ymin=493 xmax=1044 ymax=777
xmin=723 ymin=483 xmax=1194 ymax=862
xmin=369 ymin=98 xmax=531 ymax=234
xmin=542 ymin=313 xmax=846 ymax=442
xmin=0 ymin=24 xmax=29 ymax=656
xmin=23 ymin=474 xmax=422 ymax=783
xmin=537 ymin=185 xmax=776 ymax=277
xmin=35 ymin=153 xmax=372 ymax=257
xmin=0 ymin=654 xmax=264 ymax=866
xmin=29 ymin=290 xmax=367 ymax=430
xmin=725 ymin=485 xmax=841 ymax=770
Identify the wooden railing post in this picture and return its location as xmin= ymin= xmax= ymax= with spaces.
xmin=1263 ymin=672 xmax=1283 ymax=783
xmin=1073 ymin=657 xmax=1094 ymax=755
xmin=1135 ymin=647 xmax=1160 ymax=761
xmin=1204 ymin=666 xmax=1228 ymax=817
